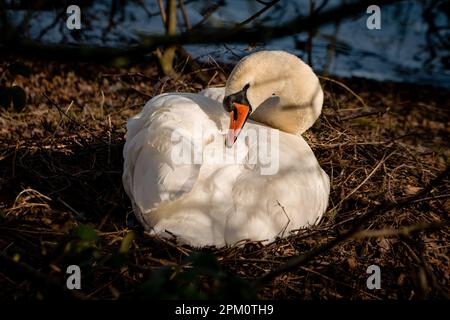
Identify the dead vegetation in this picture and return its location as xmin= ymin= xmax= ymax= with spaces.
xmin=0 ymin=57 xmax=449 ymax=300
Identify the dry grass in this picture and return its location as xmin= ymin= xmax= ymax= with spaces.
xmin=0 ymin=57 xmax=449 ymax=300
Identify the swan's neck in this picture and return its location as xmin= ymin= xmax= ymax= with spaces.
xmin=249 ymin=96 xmax=302 ymax=134
xmin=249 ymin=74 xmax=323 ymax=135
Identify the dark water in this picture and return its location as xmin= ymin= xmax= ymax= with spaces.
xmin=6 ymin=0 xmax=450 ymax=87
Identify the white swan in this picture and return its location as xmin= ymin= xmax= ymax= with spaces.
xmin=122 ymin=50 xmax=330 ymax=247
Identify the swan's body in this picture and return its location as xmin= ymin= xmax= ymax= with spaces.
xmin=123 ymin=51 xmax=330 ymax=247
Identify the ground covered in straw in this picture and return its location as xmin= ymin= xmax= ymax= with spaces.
xmin=0 ymin=57 xmax=449 ymax=300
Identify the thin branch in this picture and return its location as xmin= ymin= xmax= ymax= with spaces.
xmin=401 ymin=240 xmax=450 ymax=299
xmin=319 ymin=75 xmax=368 ymax=108
xmin=236 ymin=0 xmax=280 ymax=27
xmin=313 ymin=0 xmax=330 ymax=15
xmin=0 ymin=253 xmax=89 ymax=300
xmin=256 ymin=0 xmax=275 ymax=5
xmin=0 ymin=0 xmax=397 ymax=63
xmin=37 ymin=9 xmax=65 ymax=40
xmin=156 ymin=0 xmax=178 ymax=75
xmin=191 ymin=0 xmax=224 ymax=30
xmin=251 ymin=166 xmax=450 ymax=289
xmin=178 ymin=0 xmax=191 ymax=30
xmin=352 ymin=221 xmax=446 ymax=239
xmin=166 ymin=0 xmax=177 ymax=35
xmin=43 ymin=93 xmax=109 ymax=146
xmin=157 ymin=0 xmax=167 ymax=24
xmin=329 ymin=152 xmax=391 ymax=212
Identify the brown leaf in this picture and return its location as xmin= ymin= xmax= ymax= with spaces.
xmin=405 ymin=185 xmax=422 ymax=195
xmin=347 ymin=257 xmax=357 ymax=269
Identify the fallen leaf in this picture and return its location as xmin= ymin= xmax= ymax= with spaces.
xmin=405 ymin=185 xmax=422 ymax=195
xmin=347 ymin=257 xmax=358 ymax=269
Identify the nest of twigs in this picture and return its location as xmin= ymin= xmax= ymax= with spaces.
xmin=0 ymin=57 xmax=449 ymax=300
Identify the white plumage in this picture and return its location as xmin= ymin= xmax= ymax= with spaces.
xmin=123 ymin=51 xmax=330 ymax=247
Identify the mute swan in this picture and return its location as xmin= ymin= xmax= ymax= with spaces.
xmin=122 ymin=50 xmax=330 ymax=247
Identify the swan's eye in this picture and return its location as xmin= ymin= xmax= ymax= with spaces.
xmin=223 ymin=96 xmax=233 ymax=112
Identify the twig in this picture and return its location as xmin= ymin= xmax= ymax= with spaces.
xmin=178 ymin=0 xmax=191 ymax=30
xmin=251 ymin=166 xmax=450 ymax=289
xmin=319 ymin=75 xmax=368 ymax=108
xmin=57 ymin=197 xmax=83 ymax=218
xmin=411 ymin=193 xmax=450 ymax=203
xmin=157 ymin=0 xmax=167 ymax=24
xmin=1 ymin=0 xmax=397 ymax=63
xmin=352 ymin=221 xmax=446 ymax=239
xmin=143 ymin=231 xmax=192 ymax=256
xmin=86 ymin=269 xmax=128 ymax=299
xmin=191 ymin=1 xmax=224 ymax=30
xmin=236 ymin=0 xmax=280 ymax=27
xmin=340 ymin=111 xmax=382 ymax=121
xmin=298 ymin=266 xmax=382 ymax=300
xmin=156 ymin=0 xmax=178 ymax=75
xmin=0 ymin=253 xmax=89 ymax=300
xmin=276 ymin=200 xmax=291 ymax=238
xmin=43 ymin=93 xmax=109 ymax=146
xmin=401 ymin=241 xmax=450 ymax=299
xmin=329 ymin=152 xmax=391 ymax=212
xmin=37 ymin=9 xmax=66 ymax=40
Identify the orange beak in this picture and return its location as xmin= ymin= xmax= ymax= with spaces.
xmin=226 ymin=103 xmax=250 ymax=148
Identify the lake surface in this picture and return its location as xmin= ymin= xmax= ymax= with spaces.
xmin=6 ymin=0 xmax=450 ymax=87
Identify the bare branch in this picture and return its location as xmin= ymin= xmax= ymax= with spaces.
xmin=352 ymin=221 xmax=445 ymax=239
xmin=191 ymin=1 xmax=224 ymax=30
xmin=236 ymin=0 xmax=280 ymax=27
xmin=157 ymin=0 xmax=177 ymax=75
xmin=157 ymin=0 xmax=167 ymax=25
xmin=166 ymin=0 xmax=177 ymax=35
xmin=0 ymin=253 xmax=89 ymax=300
xmin=251 ymin=166 xmax=450 ymax=289
xmin=0 ymin=0 xmax=397 ymax=63
xmin=178 ymin=0 xmax=192 ymax=30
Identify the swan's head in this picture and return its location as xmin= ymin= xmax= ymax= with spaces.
xmin=222 ymin=82 xmax=252 ymax=148
xmin=222 ymin=50 xmax=323 ymax=147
